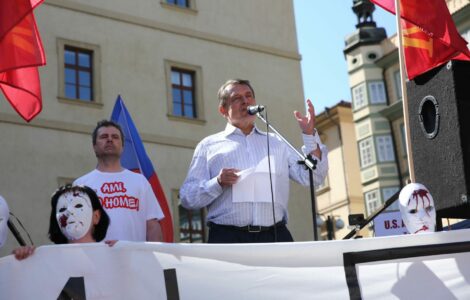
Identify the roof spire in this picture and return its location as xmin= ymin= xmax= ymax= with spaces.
xmin=352 ymin=0 xmax=377 ymax=28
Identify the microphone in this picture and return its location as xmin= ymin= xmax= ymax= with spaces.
xmin=247 ymin=105 xmax=265 ymax=115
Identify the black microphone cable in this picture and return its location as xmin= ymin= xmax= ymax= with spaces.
xmin=261 ymin=107 xmax=278 ymax=243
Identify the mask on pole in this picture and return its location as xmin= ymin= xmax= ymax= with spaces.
xmin=399 ymin=183 xmax=436 ymax=234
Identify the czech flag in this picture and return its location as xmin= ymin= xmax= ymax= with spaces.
xmin=111 ymin=95 xmax=174 ymax=242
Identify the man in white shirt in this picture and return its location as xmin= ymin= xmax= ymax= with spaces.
xmin=180 ymin=79 xmax=328 ymax=243
xmin=75 ymin=120 xmax=164 ymax=242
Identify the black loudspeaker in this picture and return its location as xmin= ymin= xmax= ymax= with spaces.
xmin=407 ymin=60 xmax=470 ymax=219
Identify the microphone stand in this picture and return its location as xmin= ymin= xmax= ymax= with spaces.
xmin=255 ymin=112 xmax=319 ymax=241
xmin=343 ymin=190 xmax=400 ymax=239
xmin=8 ymin=219 xmax=27 ymax=246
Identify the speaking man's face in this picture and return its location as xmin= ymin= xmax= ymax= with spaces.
xmin=219 ymin=83 xmax=256 ymax=130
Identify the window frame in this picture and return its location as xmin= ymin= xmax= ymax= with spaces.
xmin=352 ymin=82 xmax=367 ymax=110
xmin=164 ymin=60 xmax=205 ymax=124
xmin=171 ymin=68 xmax=196 ymax=118
xmin=358 ymin=137 xmax=375 ymax=168
xmin=160 ymin=0 xmax=197 ymax=12
xmin=166 ymin=0 xmax=190 ymax=8
xmin=368 ymin=81 xmax=386 ymax=104
xmin=365 ymin=189 xmax=380 ymax=216
xmin=64 ymin=46 xmax=93 ymax=101
xmin=375 ymin=135 xmax=395 ymax=162
xmin=178 ymin=205 xmax=206 ymax=243
xmin=57 ymin=38 xmax=102 ymax=107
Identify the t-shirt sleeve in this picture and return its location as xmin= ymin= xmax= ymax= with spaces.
xmin=143 ymin=180 xmax=165 ymax=221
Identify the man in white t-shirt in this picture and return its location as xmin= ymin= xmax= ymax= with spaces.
xmin=75 ymin=120 xmax=164 ymax=242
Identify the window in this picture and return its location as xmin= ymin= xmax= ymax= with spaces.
xmin=165 ymin=60 xmax=204 ymax=122
xmin=166 ymin=0 xmax=190 ymax=8
xmin=376 ymin=135 xmax=395 ymax=162
xmin=57 ymin=39 xmax=101 ymax=105
xmin=171 ymin=68 xmax=196 ymax=118
xmin=352 ymin=83 xmax=367 ymax=110
xmin=394 ymin=71 xmax=402 ymax=99
xmin=64 ymin=47 xmax=93 ymax=101
xmin=365 ymin=189 xmax=380 ymax=216
xmin=178 ymin=205 xmax=206 ymax=243
xmin=383 ymin=187 xmax=400 ymax=211
xmin=359 ymin=137 xmax=375 ymax=168
xmin=368 ymin=81 xmax=386 ymax=104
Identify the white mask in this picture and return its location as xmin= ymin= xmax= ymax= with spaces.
xmin=56 ymin=190 xmax=93 ymax=241
xmin=399 ymin=183 xmax=436 ymax=234
xmin=0 ymin=196 xmax=9 ymax=247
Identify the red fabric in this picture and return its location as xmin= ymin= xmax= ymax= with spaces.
xmin=0 ymin=0 xmax=46 ymax=122
xmin=371 ymin=0 xmax=470 ymax=79
xmin=148 ymin=173 xmax=174 ymax=242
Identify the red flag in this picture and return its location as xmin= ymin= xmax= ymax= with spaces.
xmin=0 ymin=0 xmax=46 ymax=122
xmin=371 ymin=0 xmax=470 ymax=79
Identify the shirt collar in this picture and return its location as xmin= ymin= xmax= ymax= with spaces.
xmin=223 ymin=122 xmax=266 ymax=137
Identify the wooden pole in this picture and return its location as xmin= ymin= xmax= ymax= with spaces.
xmin=395 ymin=0 xmax=415 ymax=183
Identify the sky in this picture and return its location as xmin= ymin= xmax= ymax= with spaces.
xmin=293 ymin=0 xmax=397 ymax=113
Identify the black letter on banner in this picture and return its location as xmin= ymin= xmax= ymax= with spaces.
xmin=164 ymin=268 xmax=180 ymax=300
xmin=57 ymin=277 xmax=86 ymax=300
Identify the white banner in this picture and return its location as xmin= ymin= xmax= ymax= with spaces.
xmin=1 ymin=229 xmax=470 ymax=299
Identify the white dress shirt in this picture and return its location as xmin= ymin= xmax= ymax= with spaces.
xmin=180 ymin=123 xmax=328 ymax=227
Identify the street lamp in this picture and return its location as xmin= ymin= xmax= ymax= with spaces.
xmin=316 ymin=214 xmax=345 ymax=240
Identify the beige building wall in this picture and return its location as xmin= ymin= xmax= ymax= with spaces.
xmin=315 ymin=102 xmax=368 ymax=239
xmin=0 ymin=0 xmax=313 ymax=256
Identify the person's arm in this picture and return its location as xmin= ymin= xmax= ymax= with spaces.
xmin=290 ymin=99 xmax=329 ymax=186
xmin=180 ymin=142 xmax=225 ymax=210
xmin=146 ymin=219 xmax=163 ymax=242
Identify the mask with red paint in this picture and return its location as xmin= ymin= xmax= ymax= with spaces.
xmin=0 ymin=196 xmax=9 ymax=247
xmin=55 ymin=190 xmax=93 ymax=241
xmin=399 ymin=183 xmax=436 ymax=234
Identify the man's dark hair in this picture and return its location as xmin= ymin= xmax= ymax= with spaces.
xmin=48 ymin=184 xmax=110 ymax=244
xmin=92 ymin=120 xmax=124 ymax=146
xmin=217 ymin=79 xmax=255 ymax=108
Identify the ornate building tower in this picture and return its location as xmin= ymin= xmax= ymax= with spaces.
xmin=343 ymin=0 xmax=402 ymax=217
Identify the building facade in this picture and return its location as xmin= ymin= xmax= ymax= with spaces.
xmin=0 ymin=0 xmax=313 ymax=255
xmin=343 ymin=0 xmax=470 ymax=223
xmin=315 ymin=101 xmax=370 ymax=239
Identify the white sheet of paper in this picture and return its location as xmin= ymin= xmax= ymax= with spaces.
xmin=232 ymin=156 xmax=276 ymax=203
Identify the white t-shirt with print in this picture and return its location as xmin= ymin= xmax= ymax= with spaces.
xmin=74 ymin=169 xmax=164 ymax=241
